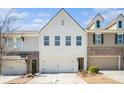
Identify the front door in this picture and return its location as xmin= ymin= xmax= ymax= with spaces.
xmin=32 ymin=60 xmax=37 ymax=75
xmin=78 ymin=57 xmax=84 ymax=72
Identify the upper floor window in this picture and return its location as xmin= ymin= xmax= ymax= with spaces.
xmin=76 ymin=36 xmax=82 ymax=46
xmin=55 ymin=36 xmax=60 ymax=46
xmin=7 ymin=38 xmax=13 ymax=48
xmin=16 ymin=38 xmax=22 ymax=49
xmin=93 ymin=33 xmax=104 ymax=44
xmin=96 ymin=20 xmax=100 ymax=28
xmin=117 ymin=33 xmax=124 ymax=44
xmin=66 ymin=36 xmax=71 ymax=46
xmin=118 ymin=21 xmax=122 ymax=28
xmin=44 ymin=36 xmax=49 ymax=46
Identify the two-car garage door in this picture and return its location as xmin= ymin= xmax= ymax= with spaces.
xmin=42 ymin=58 xmax=78 ymax=73
xmin=88 ymin=56 xmax=120 ymax=70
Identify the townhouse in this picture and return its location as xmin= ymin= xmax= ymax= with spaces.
xmin=2 ymin=9 xmax=124 ymax=75
xmin=87 ymin=14 xmax=124 ymax=70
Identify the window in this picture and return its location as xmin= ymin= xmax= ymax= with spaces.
xmin=96 ymin=20 xmax=100 ymax=28
xmin=44 ymin=36 xmax=49 ymax=46
xmin=95 ymin=34 xmax=102 ymax=44
xmin=76 ymin=36 xmax=82 ymax=46
xmin=7 ymin=38 xmax=13 ymax=48
xmin=16 ymin=38 xmax=22 ymax=49
xmin=117 ymin=34 xmax=123 ymax=44
xmin=118 ymin=21 xmax=122 ymax=28
xmin=66 ymin=36 xmax=71 ymax=46
xmin=55 ymin=36 xmax=60 ymax=46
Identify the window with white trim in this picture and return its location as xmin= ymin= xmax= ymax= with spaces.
xmin=95 ymin=33 xmax=102 ymax=44
xmin=16 ymin=38 xmax=22 ymax=49
xmin=96 ymin=20 xmax=100 ymax=28
xmin=117 ymin=33 xmax=123 ymax=44
xmin=66 ymin=36 xmax=71 ymax=46
xmin=44 ymin=36 xmax=49 ymax=46
xmin=55 ymin=36 xmax=60 ymax=46
xmin=118 ymin=20 xmax=123 ymax=29
xmin=76 ymin=36 xmax=82 ymax=46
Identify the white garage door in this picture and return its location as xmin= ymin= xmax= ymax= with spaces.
xmin=2 ymin=60 xmax=27 ymax=75
xmin=42 ymin=58 xmax=78 ymax=73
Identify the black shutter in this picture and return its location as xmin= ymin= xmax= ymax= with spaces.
xmin=93 ymin=33 xmax=95 ymax=44
xmin=101 ymin=34 xmax=104 ymax=44
xmin=115 ymin=33 xmax=117 ymax=44
xmin=123 ymin=34 xmax=124 ymax=44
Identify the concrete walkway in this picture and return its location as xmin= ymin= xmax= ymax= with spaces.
xmin=27 ymin=73 xmax=86 ymax=84
xmin=101 ymin=71 xmax=124 ymax=83
xmin=0 ymin=76 xmax=19 ymax=84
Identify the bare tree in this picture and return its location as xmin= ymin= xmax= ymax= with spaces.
xmin=0 ymin=8 xmax=23 ymax=74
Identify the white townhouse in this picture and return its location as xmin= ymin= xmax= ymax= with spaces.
xmin=2 ymin=9 xmax=87 ymax=74
xmin=39 ymin=9 xmax=87 ymax=73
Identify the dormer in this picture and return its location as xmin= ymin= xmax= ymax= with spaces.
xmin=87 ymin=13 xmax=104 ymax=30
xmin=106 ymin=14 xmax=124 ymax=30
xmin=116 ymin=14 xmax=124 ymax=30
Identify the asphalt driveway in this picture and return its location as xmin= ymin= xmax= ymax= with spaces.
xmin=101 ymin=71 xmax=124 ymax=83
xmin=27 ymin=73 xmax=86 ymax=84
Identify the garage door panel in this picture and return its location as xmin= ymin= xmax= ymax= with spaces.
xmin=89 ymin=57 xmax=119 ymax=70
xmin=42 ymin=58 xmax=78 ymax=73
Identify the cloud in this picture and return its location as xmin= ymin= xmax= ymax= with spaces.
xmin=33 ymin=18 xmax=44 ymax=23
xmin=38 ymin=12 xmax=51 ymax=17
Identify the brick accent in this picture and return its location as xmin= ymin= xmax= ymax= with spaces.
xmin=88 ymin=47 xmax=124 ymax=70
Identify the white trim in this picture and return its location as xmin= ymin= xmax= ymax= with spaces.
xmin=89 ymin=55 xmax=120 ymax=70
xmin=89 ymin=55 xmax=119 ymax=57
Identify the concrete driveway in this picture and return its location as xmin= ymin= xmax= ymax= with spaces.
xmin=27 ymin=73 xmax=86 ymax=84
xmin=0 ymin=76 xmax=19 ymax=84
xmin=101 ymin=71 xmax=124 ymax=83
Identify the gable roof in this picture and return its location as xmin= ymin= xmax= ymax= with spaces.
xmin=106 ymin=14 xmax=124 ymax=29
xmin=40 ymin=8 xmax=85 ymax=32
xmin=87 ymin=13 xmax=104 ymax=29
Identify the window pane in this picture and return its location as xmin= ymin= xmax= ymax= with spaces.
xmin=117 ymin=34 xmax=123 ymax=44
xmin=118 ymin=21 xmax=122 ymax=28
xmin=76 ymin=36 xmax=82 ymax=46
xmin=44 ymin=36 xmax=49 ymax=46
xmin=95 ymin=34 xmax=101 ymax=44
xmin=8 ymin=38 xmax=13 ymax=48
xmin=96 ymin=20 xmax=100 ymax=28
xmin=66 ymin=36 xmax=71 ymax=46
xmin=16 ymin=38 xmax=22 ymax=48
xmin=55 ymin=36 xmax=60 ymax=46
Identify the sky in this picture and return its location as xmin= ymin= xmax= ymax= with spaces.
xmin=1 ymin=8 xmax=124 ymax=31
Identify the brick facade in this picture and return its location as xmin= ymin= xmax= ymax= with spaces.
xmin=88 ymin=47 xmax=124 ymax=69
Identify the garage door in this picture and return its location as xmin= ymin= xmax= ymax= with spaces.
xmin=42 ymin=58 xmax=78 ymax=73
xmin=88 ymin=57 xmax=119 ymax=70
xmin=2 ymin=59 xmax=27 ymax=75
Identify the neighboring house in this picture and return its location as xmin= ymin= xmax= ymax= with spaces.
xmin=2 ymin=31 xmax=39 ymax=75
xmin=2 ymin=9 xmax=124 ymax=75
xmin=87 ymin=14 xmax=124 ymax=70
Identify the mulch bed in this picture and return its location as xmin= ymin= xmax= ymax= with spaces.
xmin=78 ymin=72 xmax=122 ymax=84
xmin=5 ymin=74 xmax=34 ymax=84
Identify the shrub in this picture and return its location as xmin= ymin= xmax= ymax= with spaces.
xmin=88 ymin=66 xmax=99 ymax=74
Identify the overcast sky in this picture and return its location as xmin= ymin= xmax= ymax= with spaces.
xmin=1 ymin=8 xmax=124 ymax=31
